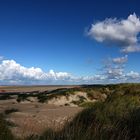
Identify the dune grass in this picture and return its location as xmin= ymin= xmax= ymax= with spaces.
xmin=1 ymin=83 xmax=140 ymax=140
xmin=0 ymin=114 xmax=15 ymax=140
xmin=27 ymin=84 xmax=140 ymax=140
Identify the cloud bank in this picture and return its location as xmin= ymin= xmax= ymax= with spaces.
xmin=0 ymin=60 xmax=71 ymax=85
xmin=0 ymin=59 xmax=140 ymax=85
xmin=88 ymin=13 xmax=140 ymax=53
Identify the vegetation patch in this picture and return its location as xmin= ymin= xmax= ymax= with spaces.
xmin=25 ymin=83 xmax=140 ymax=140
xmin=0 ymin=94 xmax=12 ymax=100
xmin=1 ymin=84 xmax=140 ymax=139
xmin=0 ymin=114 xmax=15 ymax=140
xmin=4 ymin=108 xmax=19 ymax=115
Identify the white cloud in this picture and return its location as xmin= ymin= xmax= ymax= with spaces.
xmin=112 ymin=55 xmax=128 ymax=64
xmin=121 ymin=45 xmax=140 ymax=53
xmin=100 ymin=57 xmax=140 ymax=82
xmin=88 ymin=13 xmax=140 ymax=53
xmin=0 ymin=59 xmax=140 ymax=84
xmin=101 ymin=57 xmax=126 ymax=81
xmin=126 ymin=71 xmax=140 ymax=79
xmin=0 ymin=60 xmax=71 ymax=84
xmin=0 ymin=59 xmax=120 ymax=84
xmin=0 ymin=59 xmax=105 ymax=85
xmin=104 ymin=66 xmax=125 ymax=80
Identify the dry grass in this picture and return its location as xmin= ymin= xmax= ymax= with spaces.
xmin=1 ymin=83 xmax=140 ymax=140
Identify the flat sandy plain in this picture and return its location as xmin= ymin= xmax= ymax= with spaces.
xmin=0 ymin=85 xmax=82 ymax=138
xmin=0 ymin=85 xmax=79 ymax=92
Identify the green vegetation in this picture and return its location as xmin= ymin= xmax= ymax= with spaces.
xmin=1 ymin=83 xmax=140 ymax=140
xmin=28 ymin=83 xmax=140 ymax=140
xmin=16 ymin=93 xmax=35 ymax=102
xmin=38 ymin=88 xmax=78 ymax=103
xmin=80 ymin=101 xmax=95 ymax=107
xmin=38 ymin=87 xmax=108 ymax=103
xmin=5 ymin=86 xmax=110 ymax=104
xmin=0 ymin=94 xmax=12 ymax=100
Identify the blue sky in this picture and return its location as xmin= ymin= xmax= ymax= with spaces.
xmin=0 ymin=0 xmax=140 ymax=85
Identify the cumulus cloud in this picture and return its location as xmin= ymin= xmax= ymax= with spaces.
xmin=88 ymin=13 xmax=140 ymax=53
xmin=0 ymin=59 xmax=107 ymax=85
xmin=0 ymin=60 xmax=71 ymax=84
xmin=112 ymin=55 xmax=128 ymax=64
xmin=0 ymin=59 xmax=139 ymax=84
xmin=0 ymin=59 xmax=121 ymax=84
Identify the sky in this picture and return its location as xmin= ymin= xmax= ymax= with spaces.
xmin=0 ymin=0 xmax=140 ymax=85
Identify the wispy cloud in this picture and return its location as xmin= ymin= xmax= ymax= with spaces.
xmin=88 ymin=13 xmax=140 ymax=53
xmin=112 ymin=55 xmax=128 ymax=64
xmin=101 ymin=58 xmax=125 ymax=81
xmin=126 ymin=71 xmax=140 ymax=79
xmin=0 ymin=56 xmax=4 ymax=61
